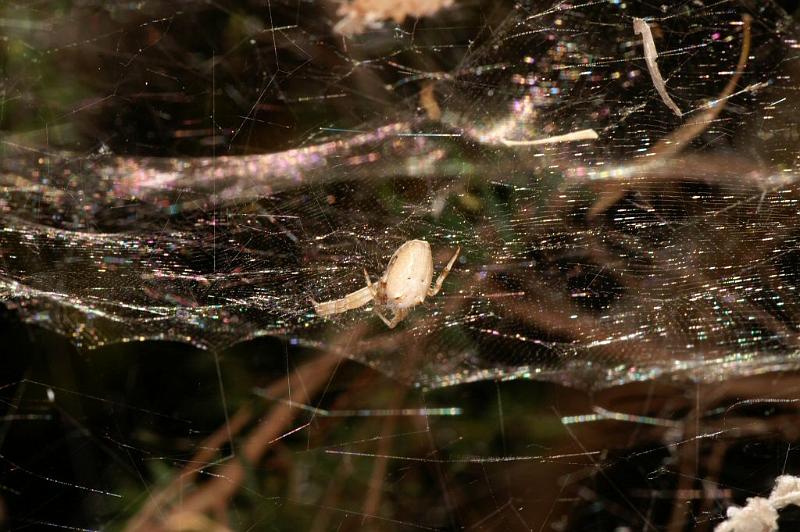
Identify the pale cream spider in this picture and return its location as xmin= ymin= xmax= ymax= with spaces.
xmin=313 ymin=240 xmax=461 ymax=328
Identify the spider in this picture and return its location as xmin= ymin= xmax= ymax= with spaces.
xmin=313 ymin=239 xmax=461 ymax=328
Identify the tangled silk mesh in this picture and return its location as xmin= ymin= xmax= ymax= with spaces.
xmin=2 ymin=0 xmax=800 ymax=390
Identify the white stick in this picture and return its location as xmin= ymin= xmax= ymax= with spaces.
xmin=501 ymin=128 xmax=599 ymax=147
xmin=633 ymin=17 xmax=683 ymax=117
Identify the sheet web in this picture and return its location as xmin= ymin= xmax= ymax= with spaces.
xmin=1 ymin=0 xmax=800 ymax=392
xmin=6 ymin=1 xmax=800 ymax=531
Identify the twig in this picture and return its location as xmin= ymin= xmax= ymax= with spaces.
xmin=634 ymin=18 xmax=683 ymax=117
xmin=124 ymin=400 xmax=254 ymax=531
xmin=652 ymin=14 xmax=752 ymax=157
xmin=173 ymin=352 xmax=341 ymax=516
xmin=360 ymin=393 xmax=405 ymax=520
xmin=419 ymin=83 xmax=442 ymax=121
xmin=587 ymin=14 xmax=752 ymax=218
xmin=501 ymin=129 xmax=598 ymax=147
xmin=126 ymin=351 xmax=342 ymax=530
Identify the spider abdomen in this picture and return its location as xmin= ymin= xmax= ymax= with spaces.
xmin=381 ymin=240 xmax=434 ymax=310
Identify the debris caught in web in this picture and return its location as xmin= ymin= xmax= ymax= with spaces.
xmin=333 ymin=0 xmax=455 ymax=35
xmin=633 ymin=17 xmax=683 ymax=117
xmin=715 ymin=476 xmax=800 ymax=532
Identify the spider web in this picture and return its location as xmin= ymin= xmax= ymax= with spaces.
xmin=1 ymin=0 xmax=800 ymax=391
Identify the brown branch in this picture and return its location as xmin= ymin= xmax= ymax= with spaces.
xmin=587 ymin=14 xmax=753 ymax=218
xmin=360 ymin=387 xmax=407 ymax=520
xmin=174 ymin=352 xmax=341 ymax=516
xmin=126 ymin=351 xmax=342 ymax=531
xmin=652 ymin=15 xmax=752 ymax=158
xmin=124 ymin=396 xmax=254 ymax=531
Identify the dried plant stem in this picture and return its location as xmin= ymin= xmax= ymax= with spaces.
xmin=653 ymin=14 xmax=752 ymax=158
xmin=361 ymin=388 xmax=407 ymax=520
xmin=419 ymin=82 xmax=442 ymax=121
xmin=697 ymin=441 xmax=731 ymax=532
xmin=501 ymin=129 xmax=599 ymax=146
xmin=587 ymin=14 xmax=752 ymax=218
xmin=124 ymin=400 xmax=254 ymax=531
xmin=126 ymin=351 xmax=342 ymax=531
xmin=634 ymin=18 xmax=683 ymax=117
xmin=173 ymin=352 xmax=341 ymax=516
xmin=308 ymin=370 xmax=389 ymax=532
xmin=665 ymin=412 xmax=700 ymax=532
xmin=360 ymin=340 xmax=426 ymax=522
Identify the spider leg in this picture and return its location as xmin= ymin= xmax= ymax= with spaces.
xmin=428 ymin=246 xmax=461 ymax=297
xmin=313 ymin=286 xmax=373 ymax=316
xmin=363 ymin=269 xmax=378 ymax=298
xmin=379 ymin=276 xmax=388 ymax=301
xmin=382 ymin=307 xmax=409 ymax=329
xmin=374 ymin=307 xmax=394 ymax=328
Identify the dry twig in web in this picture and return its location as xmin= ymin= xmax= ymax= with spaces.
xmin=633 ymin=17 xmax=683 ymax=117
xmin=501 ymin=128 xmax=599 ymax=147
xmin=124 ymin=404 xmax=255 ymax=531
xmin=360 ymin=380 xmax=409 ymax=521
xmin=125 ymin=351 xmax=343 ymax=531
xmin=586 ymin=14 xmax=752 ymax=218
xmin=419 ymin=82 xmax=442 ymax=121
xmin=173 ymin=352 xmax=341 ymax=515
xmin=652 ymin=14 xmax=753 ymax=158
